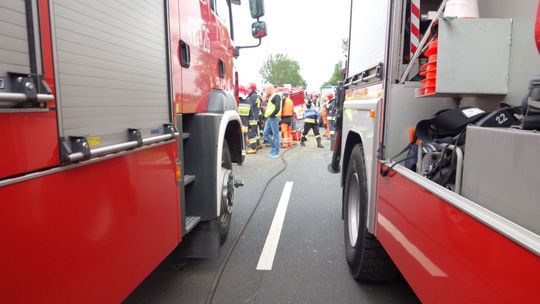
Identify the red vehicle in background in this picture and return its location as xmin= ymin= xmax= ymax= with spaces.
xmin=0 ymin=0 xmax=266 ymax=302
xmin=277 ymin=86 xmax=306 ymax=120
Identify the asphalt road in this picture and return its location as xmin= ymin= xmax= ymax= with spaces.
xmin=125 ymin=134 xmax=419 ymax=304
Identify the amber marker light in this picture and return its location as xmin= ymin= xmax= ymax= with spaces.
xmin=176 ymin=161 xmax=181 ymax=183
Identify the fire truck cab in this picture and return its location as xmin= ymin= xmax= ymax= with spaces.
xmin=0 ymin=0 xmax=266 ymax=302
xmin=331 ymin=0 xmax=540 ymax=302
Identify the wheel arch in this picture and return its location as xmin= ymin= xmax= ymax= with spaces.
xmin=342 ymin=130 xmax=365 ymax=188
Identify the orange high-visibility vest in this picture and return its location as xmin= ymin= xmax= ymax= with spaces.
xmin=282 ymin=97 xmax=294 ymax=117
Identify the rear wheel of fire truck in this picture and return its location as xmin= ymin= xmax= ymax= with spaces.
xmin=344 ymin=144 xmax=397 ymax=281
xmin=218 ymin=140 xmax=233 ymax=244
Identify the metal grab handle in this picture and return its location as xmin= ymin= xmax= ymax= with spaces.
xmin=67 ymin=132 xmax=179 ymax=162
xmin=0 ymin=92 xmax=54 ymax=103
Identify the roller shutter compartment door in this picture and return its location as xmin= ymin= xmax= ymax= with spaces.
xmin=347 ymin=0 xmax=390 ymax=78
xmin=0 ymin=0 xmax=31 ymax=93
xmin=51 ymin=0 xmax=171 ymax=150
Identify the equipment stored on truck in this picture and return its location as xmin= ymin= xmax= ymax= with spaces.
xmin=329 ymin=0 xmax=540 ymax=302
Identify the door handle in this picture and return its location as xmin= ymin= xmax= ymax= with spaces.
xmin=218 ymin=59 xmax=225 ymax=78
xmin=180 ymin=40 xmax=190 ymax=68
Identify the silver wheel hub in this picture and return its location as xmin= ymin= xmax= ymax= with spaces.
xmin=220 ymin=167 xmax=234 ymax=215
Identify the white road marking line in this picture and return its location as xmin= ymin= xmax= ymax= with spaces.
xmin=256 ymin=181 xmax=294 ymax=271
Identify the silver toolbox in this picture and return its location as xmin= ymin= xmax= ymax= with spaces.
xmin=432 ymin=18 xmax=512 ymax=96
xmin=462 ymin=126 xmax=540 ymax=235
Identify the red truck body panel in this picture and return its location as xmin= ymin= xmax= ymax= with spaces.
xmin=377 ymin=167 xmax=540 ymax=303
xmin=178 ymin=0 xmax=235 ymax=113
xmin=536 ymin=0 xmax=540 ymax=53
xmin=0 ymin=143 xmax=181 ymax=303
xmin=0 ymin=0 xmax=237 ymax=301
xmin=0 ymin=112 xmax=59 ymax=179
xmin=0 ymin=0 xmax=60 ymax=180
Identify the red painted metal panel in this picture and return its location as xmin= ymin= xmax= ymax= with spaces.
xmin=38 ymin=0 xmax=56 ymax=108
xmin=536 ymin=0 xmax=540 ymax=53
xmin=0 ymin=112 xmax=59 ymax=179
xmin=0 ymin=143 xmax=181 ymax=303
xmin=170 ymin=0 xmax=183 ymax=114
xmin=376 ymin=168 xmax=540 ymax=303
xmin=178 ymin=0 xmax=213 ymax=113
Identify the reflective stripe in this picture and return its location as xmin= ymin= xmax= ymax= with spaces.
xmin=238 ymin=104 xmax=251 ymax=116
xmin=305 ymin=118 xmax=316 ymax=124
xmin=249 ymin=120 xmax=258 ymax=125
xmin=248 ymin=139 xmax=258 ymax=144
xmin=242 ymin=126 xmax=248 ymax=132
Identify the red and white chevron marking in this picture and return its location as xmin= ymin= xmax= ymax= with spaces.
xmin=410 ymin=0 xmax=420 ymax=58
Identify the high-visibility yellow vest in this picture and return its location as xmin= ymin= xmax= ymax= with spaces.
xmin=264 ymin=93 xmax=282 ymax=118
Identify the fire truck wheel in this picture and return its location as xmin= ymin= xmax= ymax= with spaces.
xmin=343 ymin=144 xmax=397 ymax=282
xmin=218 ymin=140 xmax=233 ymax=244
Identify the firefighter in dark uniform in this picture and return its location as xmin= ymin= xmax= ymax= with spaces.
xmin=237 ymin=85 xmax=251 ymax=149
xmin=301 ymin=98 xmax=324 ymax=148
xmin=326 ymin=93 xmax=337 ymax=149
xmin=246 ymin=83 xmax=262 ymax=153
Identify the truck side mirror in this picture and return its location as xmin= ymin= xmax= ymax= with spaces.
xmin=249 ymin=0 xmax=265 ymax=19
xmin=251 ymin=21 xmax=267 ymax=39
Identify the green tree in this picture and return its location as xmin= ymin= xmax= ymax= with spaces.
xmin=321 ymin=61 xmax=344 ymax=88
xmin=321 ymin=38 xmax=348 ymax=88
xmin=259 ymin=53 xmax=307 ymax=87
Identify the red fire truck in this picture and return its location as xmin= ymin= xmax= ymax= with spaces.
xmin=0 ymin=0 xmax=266 ymax=302
xmin=330 ymin=0 xmax=540 ymax=302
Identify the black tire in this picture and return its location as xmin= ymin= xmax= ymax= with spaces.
xmin=218 ymin=140 xmax=233 ymax=244
xmin=343 ymin=144 xmax=397 ymax=281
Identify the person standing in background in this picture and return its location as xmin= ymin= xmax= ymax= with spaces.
xmin=262 ymin=84 xmax=282 ymax=158
xmin=237 ymin=86 xmax=251 ymax=148
xmin=320 ymin=94 xmax=329 ymax=138
xmin=280 ymin=91 xmax=294 ymax=148
xmin=246 ymin=83 xmax=262 ymax=153
xmin=301 ymin=98 xmax=324 ymax=148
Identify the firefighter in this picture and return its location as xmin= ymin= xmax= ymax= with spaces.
xmin=246 ymin=83 xmax=262 ymax=153
xmin=323 ymin=92 xmax=335 ymax=138
xmin=301 ymin=98 xmax=324 ymax=148
xmin=309 ymin=91 xmax=319 ymax=107
xmin=237 ymin=85 xmax=251 ymax=148
xmin=321 ymin=95 xmax=329 ymax=138
xmin=280 ymin=92 xmax=294 ymax=148
xmin=262 ymin=84 xmax=282 ymax=158
xmin=326 ymin=92 xmax=337 ymax=148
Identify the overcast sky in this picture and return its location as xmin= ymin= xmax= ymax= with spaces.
xmin=232 ymin=0 xmax=351 ymax=92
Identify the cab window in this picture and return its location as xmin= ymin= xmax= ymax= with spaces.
xmin=211 ymin=0 xmax=231 ymax=31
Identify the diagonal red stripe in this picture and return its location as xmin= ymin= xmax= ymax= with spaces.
xmin=411 ymin=24 xmax=420 ymax=38
xmin=411 ymin=3 xmax=420 ymax=17
xmin=411 ymin=44 xmax=417 ymax=54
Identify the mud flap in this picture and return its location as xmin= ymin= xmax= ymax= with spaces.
xmin=177 ymin=220 xmax=220 ymax=258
